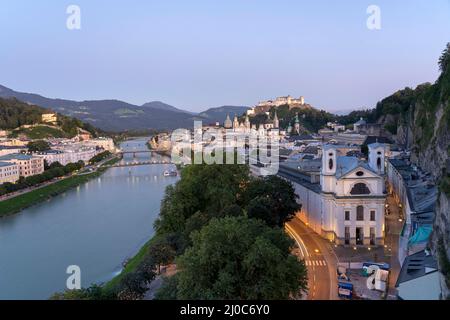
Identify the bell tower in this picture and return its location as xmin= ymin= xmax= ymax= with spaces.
xmin=320 ymin=145 xmax=337 ymax=193
xmin=368 ymin=143 xmax=385 ymax=175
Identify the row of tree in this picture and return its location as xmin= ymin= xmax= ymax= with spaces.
xmin=0 ymin=161 xmax=84 ymax=196
xmin=88 ymin=151 xmax=112 ymax=164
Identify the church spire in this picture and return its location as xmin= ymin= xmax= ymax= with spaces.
xmin=273 ymin=111 xmax=279 ymax=128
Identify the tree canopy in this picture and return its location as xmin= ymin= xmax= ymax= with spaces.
xmin=27 ymin=140 xmax=50 ymax=152
xmin=174 ymin=216 xmax=307 ymax=299
xmin=241 ymin=175 xmax=301 ymax=228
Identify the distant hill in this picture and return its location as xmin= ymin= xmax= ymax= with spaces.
xmin=0 ymin=85 xmax=248 ymax=131
xmin=141 ymin=101 xmax=195 ymax=114
xmin=199 ymin=106 xmax=250 ymax=124
xmin=0 ymin=97 xmax=101 ymax=138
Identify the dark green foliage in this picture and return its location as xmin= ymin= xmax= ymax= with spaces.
xmin=337 ymin=109 xmax=378 ymax=125
xmin=27 ymin=140 xmax=50 ymax=152
xmin=147 ymin=238 xmax=176 ymax=274
xmin=175 ymin=216 xmax=307 ymax=299
xmin=0 ymin=98 xmax=44 ymax=129
xmin=154 ymin=163 xmax=250 ymax=234
xmin=241 ymin=176 xmax=301 ymax=228
xmin=439 ymin=43 xmax=450 ymax=73
xmin=0 ymin=97 xmax=101 ymax=138
xmin=116 ymin=272 xmax=149 ymax=300
xmin=0 ymin=161 xmax=84 ymax=196
xmin=50 ymin=284 xmax=105 ymax=300
xmin=136 ymin=255 xmax=157 ymax=284
xmin=154 ymin=275 xmax=179 ymax=300
xmin=89 ymin=151 xmax=111 ymax=164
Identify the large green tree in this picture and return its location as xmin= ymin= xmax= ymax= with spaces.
xmin=27 ymin=140 xmax=50 ymax=152
xmin=241 ymin=176 xmax=301 ymax=228
xmin=174 ymin=216 xmax=307 ymax=299
xmin=154 ymin=163 xmax=249 ymax=234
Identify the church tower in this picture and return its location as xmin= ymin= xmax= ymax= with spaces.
xmin=245 ymin=114 xmax=251 ymax=130
xmin=273 ymin=111 xmax=279 ymax=129
xmin=287 ymin=123 xmax=292 ymax=135
xmin=294 ymin=113 xmax=300 ymax=135
xmin=224 ymin=114 xmax=232 ymax=129
xmin=233 ymin=114 xmax=239 ymax=130
xmin=320 ymin=144 xmax=337 ymax=193
xmin=368 ymin=143 xmax=386 ymax=175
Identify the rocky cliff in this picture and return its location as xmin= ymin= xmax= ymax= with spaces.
xmin=382 ymin=44 xmax=450 ymax=298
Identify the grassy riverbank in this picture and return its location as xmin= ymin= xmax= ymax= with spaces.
xmin=0 ymin=171 xmax=103 ymax=217
xmin=0 ymin=156 xmax=121 ymax=218
xmin=102 ymin=233 xmax=164 ymax=294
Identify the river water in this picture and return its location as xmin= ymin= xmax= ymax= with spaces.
xmin=0 ymin=138 xmax=177 ymax=299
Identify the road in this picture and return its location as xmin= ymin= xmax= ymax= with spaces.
xmin=286 ymin=217 xmax=339 ymax=300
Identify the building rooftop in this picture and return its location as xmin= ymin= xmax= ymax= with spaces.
xmin=388 ymin=158 xmax=438 ymax=213
xmin=0 ymin=153 xmax=33 ymax=161
xmin=354 ymin=118 xmax=366 ymax=125
xmin=0 ymin=161 xmax=17 ymax=167
xmin=335 ymin=156 xmax=376 ymax=179
xmin=395 ymin=250 xmax=437 ymax=287
xmin=287 ymin=134 xmax=315 ymax=142
xmin=278 ymin=163 xmax=322 ymax=193
xmin=364 ymin=136 xmax=393 ymax=146
xmin=303 ymin=146 xmax=319 ymax=155
xmin=0 ymin=145 xmax=26 ymax=150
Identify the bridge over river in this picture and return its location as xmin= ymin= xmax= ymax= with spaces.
xmin=103 ymin=160 xmax=175 ymax=168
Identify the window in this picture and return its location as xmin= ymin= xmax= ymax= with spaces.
xmin=356 ymin=171 xmax=364 ymax=177
xmin=329 ymin=158 xmax=333 ymax=170
xmin=356 ymin=206 xmax=364 ymax=221
xmin=345 ymin=211 xmax=350 ymax=221
xmin=345 ymin=227 xmax=350 ymax=245
xmin=370 ymin=210 xmax=376 ymax=221
xmin=377 ymin=157 xmax=382 ymax=170
xmin=350 ymin=183 xmax=371 ymax=195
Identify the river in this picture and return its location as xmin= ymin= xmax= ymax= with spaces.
xmin=0 ymin=137 xmax=178 ymax=300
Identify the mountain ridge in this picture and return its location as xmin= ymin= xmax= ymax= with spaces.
xmin=0 ymin=84 xmax=249 ymax=132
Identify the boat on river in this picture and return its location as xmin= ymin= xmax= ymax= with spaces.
xmin=163 ymin=170 xmax=177 ymax=177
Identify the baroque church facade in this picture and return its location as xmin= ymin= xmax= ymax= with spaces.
xmin=291 ymin=143 xmax=387 ymax=246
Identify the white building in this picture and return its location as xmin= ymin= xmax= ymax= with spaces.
xmin=0 ymin=153 xmax=44 ymax=178
xmin=0 ymin=145 xmax=27 ymax=157
xmin=278 ymin=143 xmax=387 ymax=246
xmin=42 ymin=113 xmax=58 ymax=124
xmin=35 ymin=147 xmax=98 ymax=166
xmin=0 ymin=161 xmax=20 ymax=184
xmin=85 ymin=138 xmax=116 ymax=152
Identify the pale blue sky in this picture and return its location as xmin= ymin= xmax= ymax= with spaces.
xmin=0 ymin=0 xmax=449 ymax=112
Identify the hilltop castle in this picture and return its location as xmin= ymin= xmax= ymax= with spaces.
xmin=247 ymin=95 xmax=310 ymax=116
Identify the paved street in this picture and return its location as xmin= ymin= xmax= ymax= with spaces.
xmin=384 ymin=190 xmax=403 ymax=296
xmin=286 ymin=217 xmax=339 ymax=300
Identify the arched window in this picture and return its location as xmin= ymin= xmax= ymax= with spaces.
xmin=350 ymin=183 xmax=371 ymax=195
xmin=329 ymin=158 xmax=333 ymax=170
xmin=377 ymin=157 xmax=382 ymax=170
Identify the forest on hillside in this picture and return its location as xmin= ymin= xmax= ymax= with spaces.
xmin=0 ymin=97 xmax=101 ymax=138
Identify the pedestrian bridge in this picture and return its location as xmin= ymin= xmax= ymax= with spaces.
xmin=103 ymin=160 xmax=174 ymax=168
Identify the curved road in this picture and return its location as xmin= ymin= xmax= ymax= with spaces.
xmin=286 ymin=217 xmax=339 ymax=300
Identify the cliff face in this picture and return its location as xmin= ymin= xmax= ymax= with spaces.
xmin=388 ymin=56 xmax=450 ymax=297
